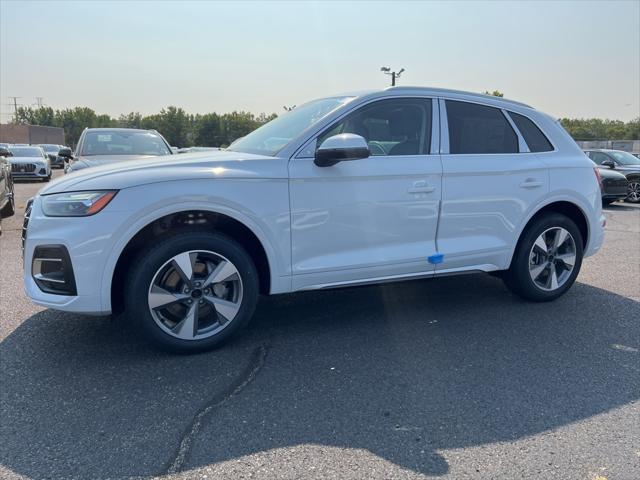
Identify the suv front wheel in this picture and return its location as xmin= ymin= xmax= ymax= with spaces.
xmin=503 ymin=213 xmax=584 ymax=302
xmin=125 ymin=230 xmax=259 ymax=352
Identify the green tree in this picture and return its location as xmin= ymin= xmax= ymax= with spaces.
xmin=193 ymin=113 xmax=223 ymax=146
xmin=117 ymin=112 xmax=143 ymax=129
xmin=483 ymin=90 xmax=504 ymax=97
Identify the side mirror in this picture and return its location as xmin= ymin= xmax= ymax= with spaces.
xmin=314 ymin=133 xmax=370 ymax=167
xmin=58 ymin=147 xmax=73 ymax=159
xmin=601 ymin=159 xmax=615 ymax=169
xmin=0 ymin=147 xmax=12 ymax=157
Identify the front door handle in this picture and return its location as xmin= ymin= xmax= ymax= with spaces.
xmin=519 ymin=179 xmax=543 ymax=189
xmin=408 ymin=180 xmax=435 ymax=194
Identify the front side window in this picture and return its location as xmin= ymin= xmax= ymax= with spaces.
xmin=509 ymin=112 xmax=553 ymax=152
xmin=446 ymin=100 xmax=518 ymax=154
xmin=318 ymin=98 xmax=432 ymax=156
xmin=588 ymin=152 xmax=610 ymax=165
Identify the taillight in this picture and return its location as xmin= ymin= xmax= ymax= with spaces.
xmin=593 ymin=167 xmax=603 ymax=191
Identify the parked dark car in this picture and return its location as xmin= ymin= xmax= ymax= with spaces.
xmin=593 ymin=162 xmax=629 ymax=205
xmin=39 ymin=144 xmax=65 ymax=169
xmin=61 ymin=128 xmax=173 ymax=173
xmin=585 ymin=149 xmax=640 ymax=203
xmin=0 ymin=147 xmax=16 ymax=234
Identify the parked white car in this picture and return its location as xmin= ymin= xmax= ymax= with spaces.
xmin=8 ymin=145 xmax=51 ymax=181
xmin=23 ymin=87 xmax=605 ymax=352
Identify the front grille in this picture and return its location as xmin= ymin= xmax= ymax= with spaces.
xmin=12 ymin=163 xmax=36 ymax=173
xmin=22 ymin=197 xmax=33 ymax=255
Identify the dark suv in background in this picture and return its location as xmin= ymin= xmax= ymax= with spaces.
xmin=39 ymin=144 xmax=66 ymax=169
xmin=585 ymin=149 xmax=640 ymax=203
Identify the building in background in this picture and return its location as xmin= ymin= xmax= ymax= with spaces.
xmin=0 ymin=124 xmax=65 ymax=145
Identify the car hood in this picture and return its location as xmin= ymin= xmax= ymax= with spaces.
xmin=598 ymin=167 xmax=627 ymax=179
xmin=40 ymin=150 xmax=288 ymax=194
xmin=68 ymin=154 xmax=159 ymax=170
xmin=9 ymin=156 xmax=46 ymax=163
xmin=615 ymin=165 xmax=640 ymax=173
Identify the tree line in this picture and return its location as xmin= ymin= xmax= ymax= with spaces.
xmin=11 ymin=105 xmax=640 ymax=148
xmin=12 ymin=106 xmax=277 ymax=148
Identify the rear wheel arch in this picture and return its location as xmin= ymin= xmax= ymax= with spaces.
xmin=508 ymin=200 xmax=589 ymax=269
xmin=110 ymin=209 xmax=272 ymax=315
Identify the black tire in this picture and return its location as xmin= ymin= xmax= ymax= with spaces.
xmin=502 ymin=213 xmax=583 ymax=302
xmin=124 ymin=230 xmax=259 ymax=353
xmin=0 ymin=195 xmax=15 ymax=218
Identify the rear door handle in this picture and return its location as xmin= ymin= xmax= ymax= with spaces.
xmin=408 ymin=180 xmax=435 ymax=194
xmin=519 ymin=179 xmax=543 ymax=189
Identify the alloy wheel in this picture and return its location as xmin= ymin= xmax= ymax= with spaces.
xmin=528 ymin=227 xmax=577 ymax=292
xmin=148 ymin=250 xmax=243 ymax=340
xmin=627 ymin=181 xmax=640 ymax=203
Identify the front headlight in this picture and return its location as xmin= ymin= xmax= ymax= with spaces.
xmin=41 ymin=191 xmax=118 ymax=217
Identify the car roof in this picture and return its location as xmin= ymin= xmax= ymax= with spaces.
xmin=337 ymin=86 xmax=533 ymax=109
xmin=84 ymin=128 xmax=156 ymax=133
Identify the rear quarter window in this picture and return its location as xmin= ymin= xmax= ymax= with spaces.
xmin=509 ymin=111 xmax=554 ymax=152
xmin=446 ymin=100 xmax=518 ymax=154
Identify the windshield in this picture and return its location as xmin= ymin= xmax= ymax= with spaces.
xmin=81 ymin=130 xmax=171 ymax=156
xmin=228 ymin=96 xmax=354 ymax=156
xmin=609 ymin=150 xmax=640 ymax=166
xmin=9 ymin=146 xmax=43 ymax=157
xmin=40 ymin=144 xmax=60 ymax=153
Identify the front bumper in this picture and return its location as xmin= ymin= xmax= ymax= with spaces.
xmin=11 ymin=165 xmax=49 ymax=179
xmin=23 ymin=196 xmax=122 ymax=315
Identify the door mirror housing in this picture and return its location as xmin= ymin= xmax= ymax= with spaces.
xmin=314 ymin=133 xmax=370 ymax=167
xmin=601 ymin=159 xmax=615 ymax=169
xmin=0 ymin=147 xmax=12 ymax=157
xmin=58 ymin=147 xmax=73 ymax=159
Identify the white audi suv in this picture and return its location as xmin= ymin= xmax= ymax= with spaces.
xmin=23 ymin=87 xmax=605 ymax=352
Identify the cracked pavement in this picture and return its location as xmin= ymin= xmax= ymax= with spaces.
xmin=1 ymin=170 xmax=639 ymax=479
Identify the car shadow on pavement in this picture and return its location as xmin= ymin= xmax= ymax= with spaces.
xmin=1 ymin=274 xmax=638 ymax=478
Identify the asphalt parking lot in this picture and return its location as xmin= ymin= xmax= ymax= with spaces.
xmin=1 ymin=170 xmax=638 ymax=480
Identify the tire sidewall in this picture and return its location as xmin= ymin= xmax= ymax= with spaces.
xmin=125 ymin=231 xmax=259 ymax=353
xmin=510 ymin=213 xmax=584 ymax=301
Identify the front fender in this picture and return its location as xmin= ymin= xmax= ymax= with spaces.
xmin=98 ymin=180 xmax=291 ymax=312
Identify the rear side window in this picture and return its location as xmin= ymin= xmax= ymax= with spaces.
xmin=509 ymin=112 xmax=553 ymax=152
xmin=446 ymin=100 xmax=518 ymax=154
xmin=588 ymin=151 xmax=611 ymax=165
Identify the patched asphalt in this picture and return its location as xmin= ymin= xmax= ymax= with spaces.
xmin=1 ymin=170 xmax=638 ymax=480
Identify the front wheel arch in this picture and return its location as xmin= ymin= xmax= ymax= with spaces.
xmin=110 ymin=210 xmax=272 ymax=316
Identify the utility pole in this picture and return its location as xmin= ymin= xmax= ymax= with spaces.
xmin=380 ymin=67 xmax=405 ymax=86
xmin=8 ymin=96 xmax=22 ymax=115
xmin=35 ymin=97 xmax=44 ymax=107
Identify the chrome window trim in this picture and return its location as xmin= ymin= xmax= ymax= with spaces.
xmin=502 ymin=109 xmax=530 ymax=153
xmin=293 ymin=96 xmax=439 ymax=159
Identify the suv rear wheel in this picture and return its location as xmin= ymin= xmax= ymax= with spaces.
xmin=125 ymin=230 xmax=259 ymax=352
xmin=503 ymin=213 xmax=583 ymax=302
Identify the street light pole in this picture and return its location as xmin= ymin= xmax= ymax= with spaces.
xmin=380 ymin=67 xmax=405 ymax=86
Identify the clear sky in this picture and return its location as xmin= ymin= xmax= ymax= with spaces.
xmin=1 ymin=0 xmax=639 ymax=121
